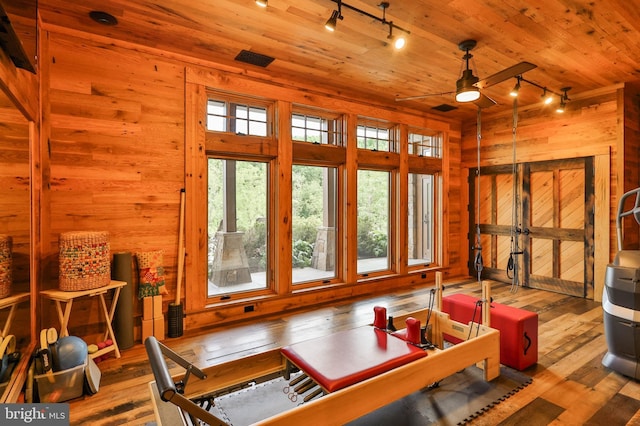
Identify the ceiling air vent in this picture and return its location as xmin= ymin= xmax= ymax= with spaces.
xmin=234 ymin=50 xmax=275 ymax=68
xmin=432 ymin=104 xmax=458 ymax=112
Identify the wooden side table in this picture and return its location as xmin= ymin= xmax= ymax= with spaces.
xmin=41 ymin=280 xmax=127 ymax=359
xmin=0 ymin=292 xmax=30 ymax=338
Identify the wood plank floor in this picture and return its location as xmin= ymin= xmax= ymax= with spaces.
xmin=67 ymin=278 xmax=640 ymax=425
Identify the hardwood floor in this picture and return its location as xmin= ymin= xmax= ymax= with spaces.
xmin=67 ymin=278 xmax=640 ymax=425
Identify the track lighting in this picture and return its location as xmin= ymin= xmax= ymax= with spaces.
xmin=512 ymin=77 xmax=571 ymax=113
xmin=387 ymin=23 xmax=406 ymax=49
xmin=255 ymin=0 xmax=267 ymax=7
xmin=455 ymin=40 xmax=480 ymax=103
xmin=556 ymin=87 xmax=571 ymax=113
xmin=324 ymin=1 xmax=410 ymax=50
xmin=509 ymin=77 xmax=521 ymax=97
xmin=325 ymin=9 xmax=341 ymax=31
xmin=556 ymin=98 xmax=566 ymax=113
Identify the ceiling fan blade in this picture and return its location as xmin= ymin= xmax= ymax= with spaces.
xmin=474 ymin=93 xmax=497 ymax=108
xmin=476 ymin=61 xmax=537 ymax=89
xmin=395 ymin=91 xmax=454 ymax=101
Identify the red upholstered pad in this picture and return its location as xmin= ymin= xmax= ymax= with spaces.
xmin=442 ymin=293 xmax=538 ymax=370
xmin=281 ymin=327 xmax=427 ymax=393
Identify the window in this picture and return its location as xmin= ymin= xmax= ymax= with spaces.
xmin=207 ymin=98 xmax=269 ymax=136
xmin=408 ymin=172 xmax=435 ymax=266
xmin=192 ymin=84 xmax=448 ymax=320
xmin=291 ymin=165 xmax=337 ymax=284
xmin=357 ymin=119 xmax=396 ymax=152
xmin=291 ymin=110 xmax=342 ymax=145
xmin=357 ymin=170 xmax=390 ymax=274
xmin=207 ymin=158 xmax=269 ymax=296
xmin=408 ymin=130 xmax=441 ymax=157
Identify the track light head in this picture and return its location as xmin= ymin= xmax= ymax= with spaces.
xmin=325 ymin=9 xmax=341 ymax=31
xmin=386 ymin=23 xmax=406 ymax=49
xmin=393 ymin=35 xmax=406 ymax=49
xmin=255 ymin=0 xmax=268 ymax=7
xmin=556 ymin=87 xmax=571 ymax=113
xmin=542 ymin=88 xmax=553 ymax=104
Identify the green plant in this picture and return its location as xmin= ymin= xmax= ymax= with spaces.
xmin=292 ymin=239 xmax=314 ymax=268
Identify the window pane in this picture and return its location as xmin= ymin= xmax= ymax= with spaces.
xmin=208 ymin=158 xmax=269 ymax=296
xmin=206 ymin=98 xmax=268 ymax=136
xmin=357 ymin=170 xmax=390 ymax=274
xmin=409 ymin=132 xmax=441 ymax=157
xmin=408 ymin=173 xmax=434 ymax=266
xmin=207 ymin=100 xmax=226 ymax=132
xmin=292 ymin=165 xmax=337 ymax=284
xmin=291 ymin=112 xmax=341 ymax=145
xmin=357 ymin=124 xmax=392 ymax=151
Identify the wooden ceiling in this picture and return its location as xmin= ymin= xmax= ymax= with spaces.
xmin=36 ymin=0 xmax=640 ymax=119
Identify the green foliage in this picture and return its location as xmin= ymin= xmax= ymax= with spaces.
xmin=243 ymin=219 xmax=267 ymax=272
xmin=357 ymin=215 xmax=388 ymax=258
xmin=292 ymin=216 xmax=320 ymax=243
xmin=292 ymin=239 xmax=314 ymax=268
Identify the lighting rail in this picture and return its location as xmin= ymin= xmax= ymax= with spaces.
xmin=256 ymin=0 xmax=411 ymax=50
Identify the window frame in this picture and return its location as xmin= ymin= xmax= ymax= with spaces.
xmin=185 ymin=74 xmax=450 ymax=322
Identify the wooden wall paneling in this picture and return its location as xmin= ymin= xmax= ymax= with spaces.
xmin=45 ymin=32 xmax=186 ymax=342
xmin=0 ymin=14 xmax=39 ymax=403
xmin=0 ymin=46 xmax=37 ymax=122
xmin=594 ymin=152 xmax=611 ymax=302
xmin=622 ymin=82 xmax=640 ymax=249
xmin=442 ymin=127 xmax=460 ymax=275
xmin=461 ymin=89 xmax=620 ymax=298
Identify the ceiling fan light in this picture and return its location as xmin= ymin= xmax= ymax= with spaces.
xmin=325 ymin=10 xmax=340 ymax=32
xmin=455 ymin=69 xmax=480 ymax=102
xmin=255 ymin=0 xmax=268 ymax=7
xmin=556 ymin=99 xmax=566 ymax=113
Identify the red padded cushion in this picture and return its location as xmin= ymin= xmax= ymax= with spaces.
xmin=281 ymin=327 xmax=427 ymax=393
xmin=442 ymin=293 xmax=538 ymax=370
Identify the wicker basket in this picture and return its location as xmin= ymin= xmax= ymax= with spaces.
xmin=59 ymin=231 xmax=111 ymax=291
xmin=0 ymin=235 xmax=12 ymax=299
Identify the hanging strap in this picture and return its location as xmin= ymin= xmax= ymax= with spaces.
xmin=473 ymin=107 xmax=483 ymax=285
xmin=508 ymin=97 xmax=521 ymax=293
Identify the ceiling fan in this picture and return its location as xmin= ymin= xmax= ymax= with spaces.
xmin=396 ymin=39 xmax=537 ymax=108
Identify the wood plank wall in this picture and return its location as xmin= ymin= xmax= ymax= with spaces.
xmin=40 ymin=30 xmax=463 ymax=340
xmin=0 ymin=101 xmax=32 ymax=350
xmin=621 ymin=81 xmax=640 ymax=249
xmin=460 ymin=88 xmax=634 ymax=300
xmin=43 ymin=32 xmax=186 ymax=339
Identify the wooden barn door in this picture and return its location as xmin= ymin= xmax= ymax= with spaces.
xmin=469 ymin=158 xmax=595 ymax=298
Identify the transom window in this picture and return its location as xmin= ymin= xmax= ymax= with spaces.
xmin=357 ymin=119 xmax=396 ymax=152
xmin=409 ymin=130 xmax=442 ymax=158
xmin=207 ymin=98 xmax=269 ymax=136
xmin=291 ymin=109 xmax=342 ymax=146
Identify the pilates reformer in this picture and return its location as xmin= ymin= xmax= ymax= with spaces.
xmin=146 ymin=273 xmax=501 ymax=426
